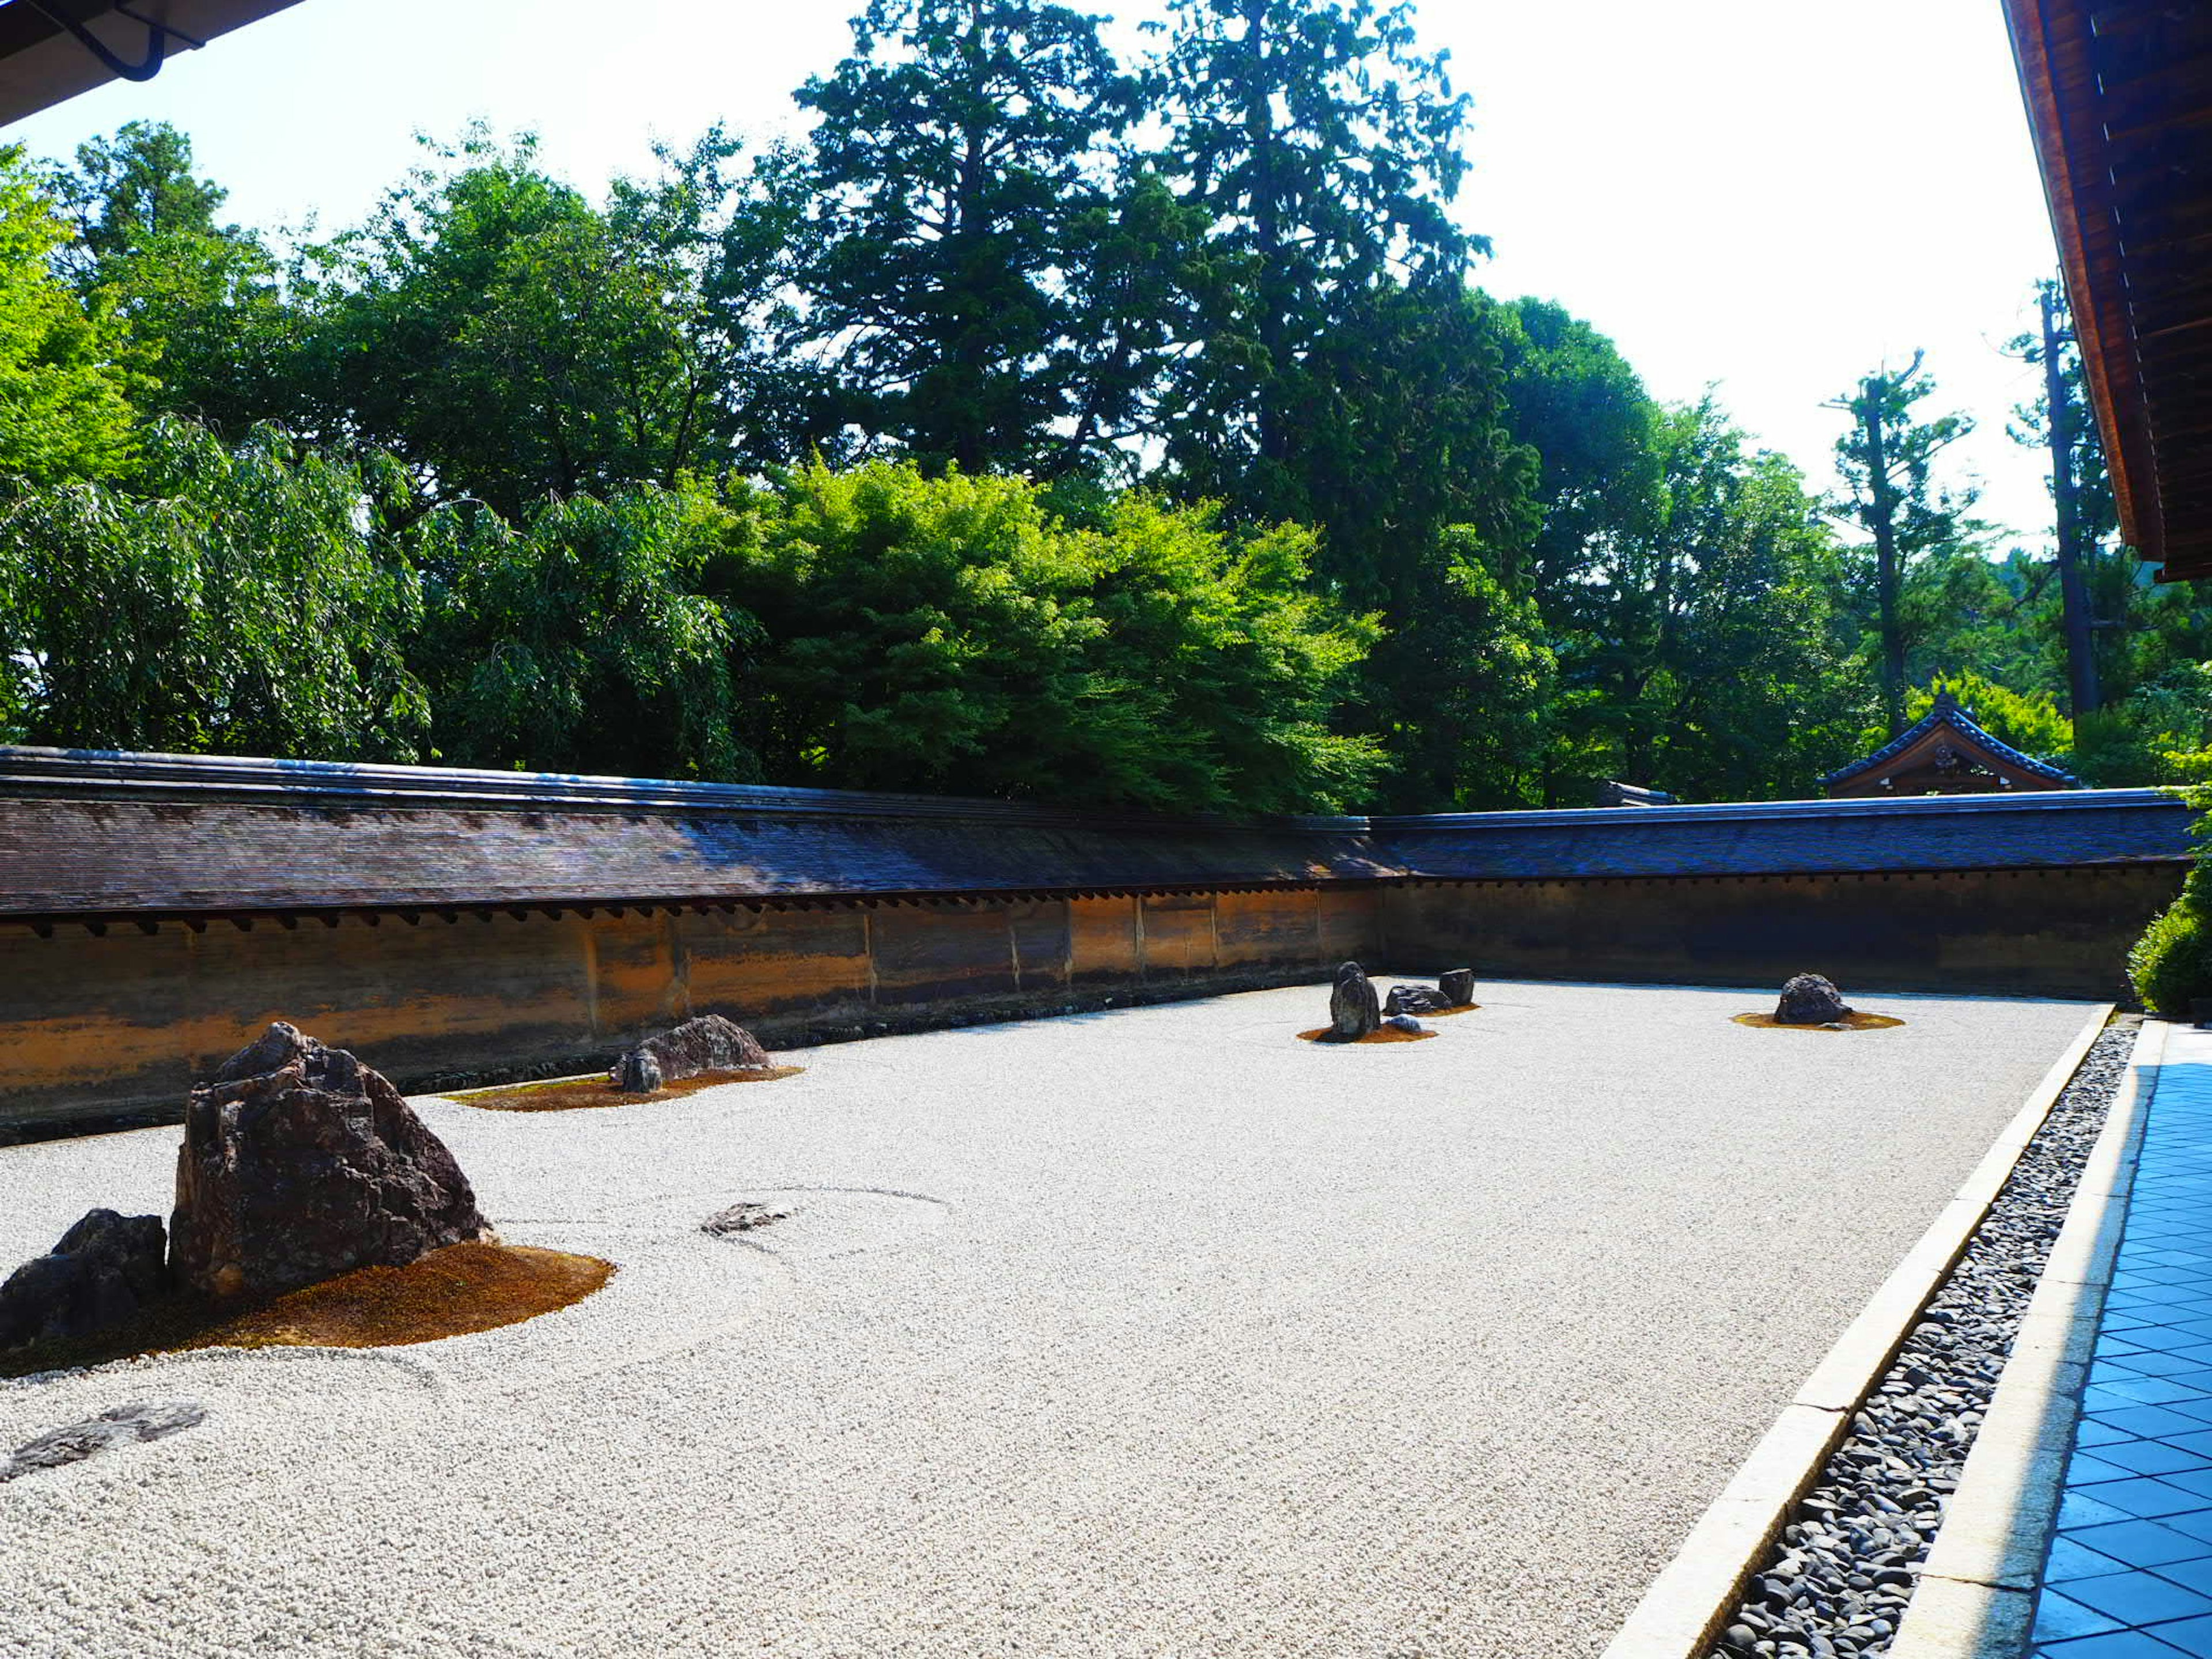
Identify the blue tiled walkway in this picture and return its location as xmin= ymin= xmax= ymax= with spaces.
xmin=2029 ymin=1027 xmax=2212 ymax=1658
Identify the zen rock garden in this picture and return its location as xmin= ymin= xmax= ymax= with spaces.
xmin=0 ymin=978 xmax=2116 ymax=1656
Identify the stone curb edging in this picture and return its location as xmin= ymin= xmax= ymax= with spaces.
xmin=1601 ymin=1002 xmax=2120 ymax=1659
xmin=1887 ymin=1017 xmax=2166 ymax=1657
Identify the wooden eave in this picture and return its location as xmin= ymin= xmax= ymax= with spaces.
xmin=0 ymin=0 xmax=304 ymax=127
xmin=2002 ymin=0 xmax=2212 ymax=579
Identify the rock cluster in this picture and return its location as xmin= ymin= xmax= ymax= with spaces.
xmin=0 ymin=1209 xmax=167 ymax=1351
xmin=610 ymin=1014 xmax=774 ymax=1094
xmin=1774 ymin=973 xmax=1852 ymax=1025
xmin=172 ymin=1022 xmax=490 ymax=1302
xmin=1705 ymin=1022 xmax=2136 ymax=1659
xmin=1327 ymin=961 xmax=1381 ymax=1041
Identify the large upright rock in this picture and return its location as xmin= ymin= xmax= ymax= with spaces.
xmin=608 ymin=1015 xmax=773 ymax=1094
xmin=1774 ymin=974 xmax=1853 ymax=1025
xmin=0 ymin=1210 xmax=168 ymax=1351
xmin=172 ymin=1023 xmax=490 ymax=1302
xmin=1328 ymin=961 xmax=1381 ymax=1041
xmin=1438 ymin=968 xmax=1476 ymax=1008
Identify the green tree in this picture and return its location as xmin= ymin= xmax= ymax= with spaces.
xmin=1536 ymin=399 xmax=1866 ymax=803
xmin=781 ymin=0 xmax=1162 ymax=476
xmin=1152 ymin=0 xmax=1475 ymax=515
xmin=720 ymin=460 xmax=1383 ymax=810
xmin=2007 ymin=277 xmax=2115 ymax=725
xmin=0 ymin=419 xmax=426 ymax=757
xmin=297 ymin=130 xmax=759 ymax=516
xmin=1827 ymin=353 xmax=1985 ymax=736
xmin=43 ymin=121 xmax=295 ymax=437
xmin=419 ymin=482 xmax=752 ymax=781
xmin=0 ymin=145 xmax=138 ymax=490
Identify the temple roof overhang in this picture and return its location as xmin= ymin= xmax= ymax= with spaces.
xmin=0 ymin=0 xmax=302 ymax=127
xmin=2002 ymin=0 xmax=2212 ymax=579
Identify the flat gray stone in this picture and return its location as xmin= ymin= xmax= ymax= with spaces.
xmin=1 ymin=1400 xmax=206 ymax=1482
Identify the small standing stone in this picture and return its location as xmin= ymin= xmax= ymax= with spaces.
xmin=1438 ymin=968 xmax=1476 ymax=1007
xmin=0 ymin=1209 xmax=168 ymax=1351
xmin=1328 ymin=961 xmax=1381 ymax=1041
xmin=1775 ymin=974 xmax=1853 ymax=1025
xmin=612 ymin=1049 xmax=665 ymax=1094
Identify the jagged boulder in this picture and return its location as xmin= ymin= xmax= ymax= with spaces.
xmin=1384 ymin=983 xmax=1449 ymax=1017
xmin=1775 ymin=974 xmax=1853 ymax=1025
xmin=1328 ymin=961 xmax=1381 ymax=1041
xmin=608 ymin=1015 xmax=772 ymax=1094
xmin=0 ymin=1210 xmax=168 ymax=1351
xmin=172 ymin=1022 xmax=490 ymax=1302
xmin=1439 ymin=968 xmax=1476 ymax=1007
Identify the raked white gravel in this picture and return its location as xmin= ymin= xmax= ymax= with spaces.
xmin=0 ymin=980 xmax=2098 ymax=1658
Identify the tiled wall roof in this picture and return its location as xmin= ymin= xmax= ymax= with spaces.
xmin=0 ymin=748 xmax=2193 ymax=919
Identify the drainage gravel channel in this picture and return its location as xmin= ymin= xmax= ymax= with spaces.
xmin=1705 ymin=1016 xmax=2138 ymax=1659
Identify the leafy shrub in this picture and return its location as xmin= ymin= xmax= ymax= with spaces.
xmin=2130 ymin=789 xmax=2212 ymax=1013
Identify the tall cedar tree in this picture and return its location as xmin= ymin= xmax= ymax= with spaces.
xmin=1828 ymin=354 xmax=1982 ymax=736
xmin=785 ymin=0 xmax=1169 ymax=477
xmin=1151 ymin=0 xmax=1474 ymax=529
xmin=2008 ymin=277 xmax=2117 ymax=724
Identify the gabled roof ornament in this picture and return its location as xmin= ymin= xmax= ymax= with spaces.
xmin=1820 ymin=692 xmax=2078 ymax=798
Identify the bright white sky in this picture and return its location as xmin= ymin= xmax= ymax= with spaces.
xmin=3 ymin=0 xmax=2063 ymax=547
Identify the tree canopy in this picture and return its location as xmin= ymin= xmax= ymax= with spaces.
xmin=2 ymin=5 xmax=2195 ymax=813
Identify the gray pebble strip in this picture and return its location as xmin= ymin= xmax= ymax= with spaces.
xmin=1706 ymin=1018 xmax=2139 ymax=1659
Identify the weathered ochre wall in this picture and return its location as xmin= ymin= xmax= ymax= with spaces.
xmin=1380 ymin=865 xmax=2182 ymax=1001
xmin=0 ymin=887 xmax=1382 ymax=1133
xmin=1 ymin=866 xmax=2177 ymax=1134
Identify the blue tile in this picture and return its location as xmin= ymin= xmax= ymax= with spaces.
xmin=2092 ymin=1380 xmax=2212 ymax=1411
xmin=2162 ymin=1468 xmax=2212 ymax=1500
xmin=2087 ymin=1480 xmax=2212 ymax=1520
xmin=2120 ymin=1355 xmax=2212 ymax=1380
xmin=2037 ymin=1592 xmax=2128 ymax=1641
xmin=2169 ymin=1512 xmax=2212 ymax=1546
xmin=2074 ymin=1490 xmax=2158 ymax=1527
xmin=2147 ymin=1615 xmax=2212 ymax=1657
xmin=2036 ymin=1628 xmax=2190 ymax=1657
xmin=2100 ymin=1407 xmax=2212 ymax=1440
xmin=2087 ymin=1418 xmax=2149 ymax=1448
xmin=2078 ymin=1455 xmax=2157 ymax=1486
xmin=2063 ymin=1569 xmax=2212 ymax=1625
xmin=2054 ymin=1537 xmax=2138 ymax=1581
xmin=2152 ymin=1558 xmax=2212 ymax=1599
xmin=2066 ymin=1521 xmax=2212 ymax=1569
xmin=2101 ymin=1442 xmax=2212 ymax=1478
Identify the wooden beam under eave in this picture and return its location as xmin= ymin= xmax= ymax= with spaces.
xmin=2001 ymin=0 xmax=2165 ymax=567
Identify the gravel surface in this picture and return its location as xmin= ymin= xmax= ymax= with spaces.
xmin=0 ymin=981 xmax=2100 ymax=1658
xmin=1705 ymin=1017 xmax=2138 ymax=1659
